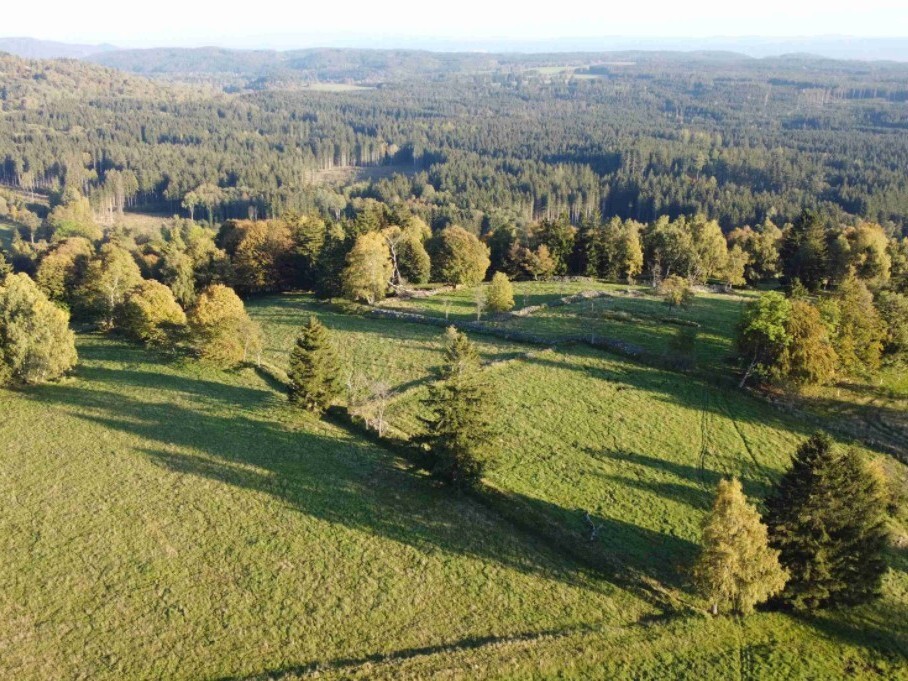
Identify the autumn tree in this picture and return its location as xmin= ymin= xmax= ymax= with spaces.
xmin=78 ymin=243 xmax=143 ymax=327
xmin=382 ymin=224 xmax=431 ymax=287
xmin=690 ymin=215 xmax=729 ymax=283
xmin=766 ymin=433 xmax=889 ymax=610
xmin=418 ymin=327 xmax=498 ymax=488
xmin=342 ymin=231 xmax=392 ymax=304
xmin=829 ymin=222 xmax=891 ymax=287
xmin=119 ymin=279 xmax=187 ymax=348
xmin=599 ymin=217 xmax=644 ymax=282
xmin=287 ymin=316 xmax=342 ymax=414
xmin=833 ymin=275 xmax=885 ymax=375
xmin=774 ymin=300 xmax=837 ymax=386
xmin=0 ymin=273 xmax=78 ymax=385
xmin=429 ymin=226 xmax=490 ymax=287
xmin=693 ymin=478 xmax=788 ymax=616
xmin=723 ymin=244 xmax=749 ymax=289
xmin=485 ymin=272 xmax=514 ymax=313
xmin=728 ymin=219 xmax=783 ymax=283
xmin=47 ymin=187 xmax=102 ymax=241
xmin=188 ymin=284 xmax=262 ymax=367
xmin=660 ymin=274 xmax=694 ymax=310
xmin=35 ymin=237 xmax=93 ymax=306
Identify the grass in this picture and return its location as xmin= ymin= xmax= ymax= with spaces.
xmin=0 ymin=220 xmax=15 ymax=249
xmin=0 ymin=335 xmax=647 ymax=680
xmin=1 ymin=284 xmax=906 ymax=679
xmin=248 ymin=293 xmax=529 ymax=394
xmin=379 ymin=281 xmax=752 ymax=374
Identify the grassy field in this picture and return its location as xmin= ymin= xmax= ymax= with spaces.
xmin=0 ymin=220 xmax=15 ymax=249
xmin=0 ymin=335 xmax=649 ymax=680
xmin=1 ymin=285 xmax=906 ymax=679
xmin=379 ymin=281 xmax=752 ymax=374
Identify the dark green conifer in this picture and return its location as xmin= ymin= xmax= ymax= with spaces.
xmin=766 ymin=433 xmax=889 ymax=609
xmin=418 ymin=327 xmax=498 ymax=488
xmin=287 ymin=316 xmax=342 ymax=414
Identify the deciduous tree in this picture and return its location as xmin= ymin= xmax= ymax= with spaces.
xmin=693 ymin=478 xmax=788 ymax=616
xmin=0 ymin=273 xmax=77 ymax=385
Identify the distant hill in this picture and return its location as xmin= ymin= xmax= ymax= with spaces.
xmin=0 ymin=37 xmax=117 ymax=59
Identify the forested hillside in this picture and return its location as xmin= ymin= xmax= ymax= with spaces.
xmin=2 ymin=51 xmax=908 ymax=231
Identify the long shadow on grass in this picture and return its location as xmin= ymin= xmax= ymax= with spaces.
xmin=586 ymin=449 xmax=778 ymax=510
xmin=522 ymin=349 xmax=817 ymax=442
xmin=28 ymin=350 xmax=634 ymax=595
xmin=790 ymin=599 xmax=908 ymax=662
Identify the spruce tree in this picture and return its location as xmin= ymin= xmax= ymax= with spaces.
xmin=287 ymin=316 xmax=342 ymax=414
xmin=418 ymin=327 xmax=497 ymax=488
xmin=693 ymin=478 xmax=788 ymax=616
xmin=766 ymin=433 xmax=889 ymax=610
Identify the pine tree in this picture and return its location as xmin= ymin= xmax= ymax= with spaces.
xmin=287 ymin=316 xmax=342 ymax=414
xmin=693 ymin=478 xmax=788 ymax=615
xmin=766 ymin=433 xmax=889 ymax=610
xmin=418 ymin=327 xmax=498 ymax=488
xmin=485 ymin=272 xmax=515 ymax=312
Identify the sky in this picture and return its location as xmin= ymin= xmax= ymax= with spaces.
xmin=3 ymin=0 xmax=908 ymax=48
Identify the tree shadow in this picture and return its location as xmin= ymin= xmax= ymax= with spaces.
xmin=27 ymin=360 xmax=633 ymax=597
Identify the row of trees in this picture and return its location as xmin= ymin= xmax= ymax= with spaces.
xmin=694 ymin=433 xmax=888 ymax=615
xmin=737 ymin=277 xmax=906 ymax=388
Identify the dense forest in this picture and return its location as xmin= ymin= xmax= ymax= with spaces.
xmin=1 ymin=50 xmax=908 ymax=236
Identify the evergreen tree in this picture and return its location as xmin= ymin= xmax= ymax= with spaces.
xmin=693 ymin=478 xmax=788 ymax=616
xmin=781 ymin=211 xmax=828 ymax=292
xmin=287 ymin=316 xmax=342 ymax=414
xmin=418 ymin=327 xmax=498 ymax=488
xmin=485 ymin=272 xmax=515 ymax=312
xmin=766 ymin=433 xmax=889 ymax=610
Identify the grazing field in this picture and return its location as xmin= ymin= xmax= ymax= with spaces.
xmin=379 ymin=280 xmax=752 ymax=373
xmin=0 ymin=335 xmax=648 ymax=680
xmin=248 ymin=293 xmax=529 ymax=394
xmin=0 ymin=220 xmax=15 ymax=249
xmin=1 ymin=288 xmax=906 ymax=679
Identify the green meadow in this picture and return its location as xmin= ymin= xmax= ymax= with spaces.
xmin=1 ymin=286 xmax=906 ymax=679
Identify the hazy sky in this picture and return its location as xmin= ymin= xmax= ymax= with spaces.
xmin=5 ymin=0 xmax=908 ymax=47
